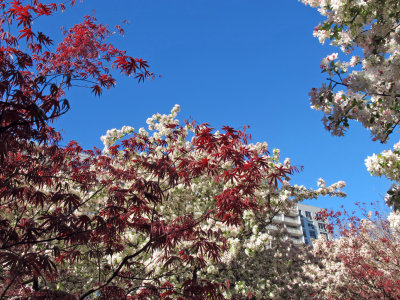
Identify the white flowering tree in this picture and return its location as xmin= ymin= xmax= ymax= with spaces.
xmin=92 ymin=105 xmax=346 ymax=299
xmin=0 ymin=104 xmax=346 ymax=298
xmin=301 ymin=0 xmax=400 ymax=208
xmin=300 ymin=1 xmax=400 ymax=298
xmin=306 ymin=205 xmax=400 ymax=299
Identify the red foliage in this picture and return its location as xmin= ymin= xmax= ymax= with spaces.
xmin=0 ymin=1 xmax=298 ymax=298
xmin=0 ymin=0 xmax=154 ymax=297
xmin=315 ymin=203 xmax=400 ymax=299
xmin=0 ymin=0 xmax=152 ymax=157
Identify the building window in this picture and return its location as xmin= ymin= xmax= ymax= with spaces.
xmin=310 ymin=230 xmax=317 ymax=239
xmin=308 ymin=223 xmax=314 ymax=229
xmin=305 ymin=211 xmax=312 ymax=220
xmin=318 ymin=223 xmax=326 ymax=231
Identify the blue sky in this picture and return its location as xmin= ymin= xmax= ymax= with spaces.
xmin=37 ymin=0 xmax=394 ymax=214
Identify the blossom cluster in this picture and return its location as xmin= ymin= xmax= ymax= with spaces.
xmin=365 ymin=141 xmax=400 ymax=181
xmin=306 ymin=207 xmax=400 ymax=299
xmin=300 ymin=2 xmax=400 ymax=298
xmin=388 ymin=210 xmax=400 ymax=230
xmin=95 ymin=105 xmax=346 ymax=298
xmin=365 ymin=141 xmax=400 ymax=208
xmin=1 ymin=102 xmax=346 ymax=298
xmin=100 ymin=125 xmax=134 ymax=153
xmin=302 ymin=0 xmax=400 ymax=142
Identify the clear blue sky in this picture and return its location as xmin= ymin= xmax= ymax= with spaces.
xmin=37 ymin=0 xmax=393 ymax=214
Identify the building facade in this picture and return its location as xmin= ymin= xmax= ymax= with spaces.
xmin=268 ymin=209 xmax=304 ymax=245
xmin=268 ymin=203 xmax=331 ymax=246
xmin=297 ymin=203 xmax=331 ymax=245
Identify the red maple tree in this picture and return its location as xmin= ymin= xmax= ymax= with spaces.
xmin=0 ymin=1 xmax=302 ymax=298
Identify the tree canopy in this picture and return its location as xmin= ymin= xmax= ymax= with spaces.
xmin=0 ymin=1 xmax=346 ymax=298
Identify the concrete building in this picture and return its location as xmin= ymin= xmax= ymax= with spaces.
xmin=297 ymin=203 xmax=331 ymax=245
xmin=268 ymin=209 xmax=304 ymax=245
xmin=268 ymin=203 xmax=331 ymax=246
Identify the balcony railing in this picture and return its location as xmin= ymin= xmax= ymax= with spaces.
xmin=286 ymin=227 xmax=303 ymax=237
xmin=284 ymin=216 xmax=300 ymax=226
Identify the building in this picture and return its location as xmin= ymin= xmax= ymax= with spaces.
xmin=268 ymin=209 xmax=304 ymax=245
xmin=298 ymin=203 xmax=331 ymax=245
xmin=268 ymin=203 xmax=331 ymax=246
